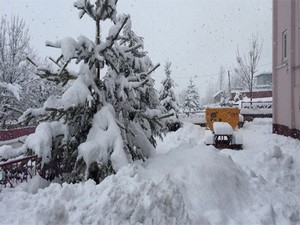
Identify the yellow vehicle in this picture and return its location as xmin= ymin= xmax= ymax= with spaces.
xmin=204 ymin=107 xmax=243 ymax=150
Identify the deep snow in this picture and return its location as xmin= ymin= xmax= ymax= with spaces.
xmin=0 ymin=118 xmax=300 ymax=225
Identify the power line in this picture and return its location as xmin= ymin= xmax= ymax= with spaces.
xmin=153 ymin=62 xmax=272 ymax=80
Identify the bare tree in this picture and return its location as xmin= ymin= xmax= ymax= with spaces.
xmin=0 ymin=16 xmax=58 ymax=127
xmin=0 ymin=16 xmax=35 ymax=84
xmin=233 ymin=36 xmax=262 ymax=101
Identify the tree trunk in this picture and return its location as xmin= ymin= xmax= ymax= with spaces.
xmin=96 ymin=19 xmax=100 ymax=80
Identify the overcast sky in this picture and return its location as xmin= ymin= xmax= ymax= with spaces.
xmin=2 ymin=0 xmax=272 ymax=98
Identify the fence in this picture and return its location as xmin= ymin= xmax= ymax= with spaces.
xmin=0 ymin=155 xmax=42 ymax=188
xmin=0 ymin=127 xmax=36 ymax=142
xmin=241 ymin=101 xmax=272 ymax=110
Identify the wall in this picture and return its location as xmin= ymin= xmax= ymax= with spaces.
xmin=273 ymin=0 xmax=300 ymax=139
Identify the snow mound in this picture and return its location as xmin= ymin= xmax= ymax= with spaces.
xmin=0 ymin=165 xmax=191 ymax=225
xmin=155 ymin=122 xmax=204 ymax=155
xmin=250 ymin=117 xmax=272 ymax=126
xmin=86 ymin=165 xmax=191 ymax=225
xmin=256 ymin=145 xmax=298 ymax=186
xmin=15 ymin=175 xmax=51 ymax=194
xmin=144 ymin=146 xmax=253 ymax=224
xmin=1 ymin=119 xmax=300 ymax=225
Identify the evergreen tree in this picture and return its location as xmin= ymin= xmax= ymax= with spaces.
xmin=159 ymin=61 xmax=180 ymax=131
xmin=182 ymin=78 xmax=200 ymax=113
xmin=20 ymin=0 xmax=166 ymax=183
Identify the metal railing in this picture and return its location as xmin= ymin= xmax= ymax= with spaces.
xmin=0 ymin=155 xmax=42 ymax=188
xmin=0 ymin=127 xmax=36 ymax=142
xmin=241 ymin=101 xmax=272 ymax=110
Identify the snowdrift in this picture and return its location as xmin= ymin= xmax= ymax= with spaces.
xmin=0 ymin=119 xmax=300 ymax=225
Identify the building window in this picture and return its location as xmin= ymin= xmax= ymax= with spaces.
xmin=282 ymin=30 xmax=288 ymax=61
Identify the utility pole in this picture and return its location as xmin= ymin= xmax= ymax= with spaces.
xmin=227 ymin=71 xmax=231 ymax=100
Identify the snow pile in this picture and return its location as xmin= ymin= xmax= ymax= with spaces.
xmin=204 ymin=130 xmax=214 ymax=145
xmin=258 ymin=145 xmax=295 ymax=183
xmin=144 ymin=145 xmax=253 ymax=224
xmin=15 ymin=175 xmax=51 ymax=194
xmin=0 ymin=165 xmax=191 ymax=225
xmin=1 ymin=119 xmax=300 ymax=225
xmin=155 ymin=122 xmax=204 ymax=154
xmin=221 ymin=118 xmax=300 ymax=224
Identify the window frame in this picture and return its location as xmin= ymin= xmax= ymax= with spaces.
xmin=282 ymin=29 xmax=288 ymax=62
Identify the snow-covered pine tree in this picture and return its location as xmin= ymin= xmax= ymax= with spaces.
xmin=19 ymin=0 xmax=166 ymax=183
xmin=183 ymin=78 xmax=200 ymax=113
xmin=159 ymin=61 xmax=181 ymax=131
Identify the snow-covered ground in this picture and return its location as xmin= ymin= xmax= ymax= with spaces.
xmin=0 ymin=118 xmax=299 ymax=225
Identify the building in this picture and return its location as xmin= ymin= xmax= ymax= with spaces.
xmin=255 ymin=72 xmax=272 ymax=89
xmin=273 ymin=0 xmax=300 ymax=139
xmin=213 ymin=90 xmax=226 ymax=103
xmin=230 ymin=72 xmax=272 ymax=100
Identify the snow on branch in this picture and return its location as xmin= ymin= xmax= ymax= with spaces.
xmin=25 ymin=121 xmax=69 ymax=164
xmin=99 ymin=15 xmax=129 ymax=51
xmin=124 ymin=43 xmax=143 ymax=53
xmin=74 ymin=0 xmax=118 ymax=22
xmin=78 ymin=104 xmax=129 ymax=176
xmin=18 ymin=107 xmax=48 ymax=125
xmin=130 ymin=63 xmax=160 ymax=89
xmin=46 ymin=37 xmax=77 ymax=61
xmin=27 ymin=56 xmax=76 ymax=86
xmin=0 ymin=82 xmax=22 ymax=101
xmin=92 ymin=15 xmax=129 ymax=73
xmin=74 ymin=0 xmax=96 ymax=20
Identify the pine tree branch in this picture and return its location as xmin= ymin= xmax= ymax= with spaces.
xmin=45 ymin=41 xmax=61 ymax=48
xmin=124 ymin=43 xmax=143 ymax=53
xmin=58 ymin=59 xmax=71 ymax=76
xmin=26 ymin=57 xmax=38 ymax=67
xmin=49 ymin=56 xmax=63 ymax=68
xmin=105 ymin=16 xmax=129 ymax=49
xmin=158 ymin=112 xmax=174 ymax=120
xmin=147 ymin=63 xmax=160 ymax=75
xmin=3 ymin=105 xmax=23 ymax=114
